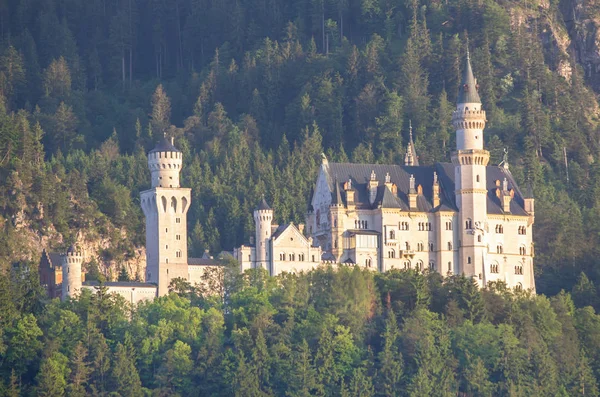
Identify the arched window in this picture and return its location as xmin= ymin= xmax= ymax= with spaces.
xmin=366 ymin=258 xmax=372 ymax=268
xmin=490 ymin=263 xmax=499 ymax=273
xmin=417 ymin=243 xmax=424 ymax=251
xmin=519 ymin=246 xmax=526 ymax=255
xmin=429 ymin=242 xmax=434 ymax=251
xmin=300 ymin=254 xmax=305 ymax=261
xmin=280 ymin=253 xmax=285 ymax=260
xmin=467 ymin=256 xmax=472 ymax=264
xmin=515 ymin=283 xmax=523 ymax=292
xmin=388 ymin=250 xmax=395 ymax=259
xmin=429 ymin=261 xmax=435 ymax=270
xmin=447 ymin=261 xmax=452 ymax=273
xmin=403 ymin=261 xmax=411 ymax=270
xmin=390 ymin=230 xmax=395 ymax=240
xmin=466 ymin=219 xmax=472 ymax=229
xmin=497 ymin=245 xmax=503 ymax=254
xmin=405 ymin=242 xmax=411 ymax=250
xmin=448 ymin=242 xmax=453 ymax=250
xmin=416 ymin=261 xmax=423 ymax=271
xmin=514 ymin=265 xmax=523 ymax=275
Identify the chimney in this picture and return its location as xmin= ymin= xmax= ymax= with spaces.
xmin=408 ymin=174 xmax=418 ymax=211
xmin=501 ymin=178 xmax=512 ymax=213
xmin=384 ymin=172 xmax=393 ymax=191
xmin=369 ymin=170 xmax=378 ymax=205
xmin=432 ymin=172 xmax=440 ymax=207
xmin=524 ymin=182 xmax=534 ymax=215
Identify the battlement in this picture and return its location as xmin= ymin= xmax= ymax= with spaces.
xmin=452 ymin=109 xmax=487 ymax=130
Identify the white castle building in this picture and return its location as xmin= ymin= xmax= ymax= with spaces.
xmin=40 ymin=53 xmax=535 ymax=300
xmin=237 ymin=54 xmax=536 ymax=292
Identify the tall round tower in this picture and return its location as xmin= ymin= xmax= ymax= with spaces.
xmin=141 ymin=136 xmax=191 ymax=296
xmin=451 ymin=51 xmax=489 ymax=284
xmin=254 ymin=197 xmax=273 ymax=270
xmin=62 ymin=245 xmax=83 ymax=301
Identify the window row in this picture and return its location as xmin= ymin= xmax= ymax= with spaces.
xmin=278 ymin=253 xmax=306 ymax=261
xmin=489 ymin=263 xmax=524 ymax=275
xmin=418 ymin=222 xmax=432 ymax=231
xmin=355 ymin=220 xmax=369 ymax=229
xmin=399 ymin=222 xmax=410 ymax=230
xmin=387 ymin=242 xmax=435 ymax=254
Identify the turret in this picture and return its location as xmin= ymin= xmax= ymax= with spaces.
xmin=141 ymin=136 xmax=191 ymax=296
xmin=368 ymin=170 xmax=378 ymax=206
xmin=408 ymin=174 xmax=418 ymax=211
xmin=254 ymin=197 xmax=273 ymax=269
xmin=451 ymin=49 xmax=490 ymax=286
xmin=62 ymin=245 xmax=83 ymax=301
xmin=432 ymin=172 xmax=440 ymax=208
xmin=148 ymin=136 xmax=183 ymax=188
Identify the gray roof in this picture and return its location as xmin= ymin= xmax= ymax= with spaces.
xmin=324 ymin=162 xmax=530 ymax=216
xmin=457 ymin=54 xmax=481 ymax=104
xmin=149 ymin=137 xmax=181 ymax=153
xmin=48 ymin=252 xmax=64 ymax=268
xmin=256 ymin=196 xmax=271 ymax=211
xmin=380 ymin=186 xmax=403 ymax=209
xmin=188 ymin=257 xmax=223 ymax=266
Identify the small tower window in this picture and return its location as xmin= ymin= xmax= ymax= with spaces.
xmin=476 ymin=175 xmax=480 ymax=182
xmin=467 ymin=257 xmax=471 ymax=264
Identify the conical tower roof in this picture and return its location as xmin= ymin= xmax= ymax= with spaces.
xmin=256 ymin=196 xmax=272 ymax=211
xmin=149 ymin=136 xmax=181 ymax=153
xmin=457 ymin=51 xmax=481 ymax=104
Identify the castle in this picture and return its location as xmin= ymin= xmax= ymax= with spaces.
xmin=39 ymin=52 xmax=535 ymax=301
xmin=235 ymin=53 xmax=536 ymax=292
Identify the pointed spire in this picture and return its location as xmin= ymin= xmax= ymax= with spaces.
xmin=404 ymin=120 xmax=419 ymax=166
xmin=331 ymin=176 xmax=343 ymax=206
xmin=458 ymin=48 xmax=481 ymax=104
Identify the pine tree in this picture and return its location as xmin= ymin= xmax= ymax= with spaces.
xmin=150 ymin=84 xmax=172 ymax=135
xmin=377 ymin=309 xmax=403 ymax=396
xmin=111 ymin=342 xmax=142 ymax=397
xmin=67 ymin=342 xmax=91 ymax=397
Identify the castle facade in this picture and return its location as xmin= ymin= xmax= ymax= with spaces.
xmin=40 ymin=53 xmax=535 ymax=301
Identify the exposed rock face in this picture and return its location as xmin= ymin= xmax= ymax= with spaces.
xmin=561 ymin=0 xmax=600 ymax=88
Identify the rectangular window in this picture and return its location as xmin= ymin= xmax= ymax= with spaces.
xmin=176 ymin=235 xmax=181 ymax=240
xmin=176 ymin=218 xmax=181 ymax=223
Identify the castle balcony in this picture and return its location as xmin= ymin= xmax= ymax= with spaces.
xmin=400 ymin=250 xmax=416 ymax=258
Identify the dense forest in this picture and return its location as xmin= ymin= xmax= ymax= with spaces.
xmin=3 ymin=264 xmax=600 ymax=396
xmin=2 ymin=0 xmax=600 ymax=393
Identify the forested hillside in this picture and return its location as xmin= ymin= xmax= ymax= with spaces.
xmin=1 ymin=0 xmax=600 ymax=330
